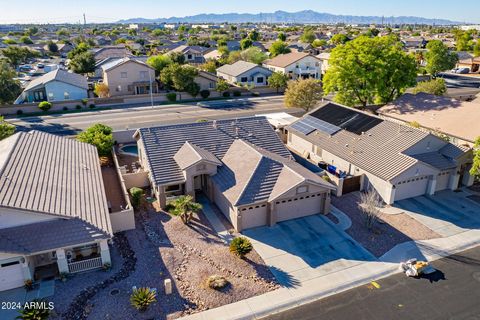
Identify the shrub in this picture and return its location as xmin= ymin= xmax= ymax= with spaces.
xmin=321 ymin=175 xmax=331 ymax=183
xmin=89 ymin=104 xmax=96 ymax=109
xmin=251 ymin=92 xmax=260 ymax=97
xmin=222 ymin=91 xmax=231 ymax=98
xmin=17 ymin=299 xmax=51 ymax=320
xmin=206 ymin=275 xmax=229 ymax=290
xmin=196 ymin=119 xmax=208 ymax=123
xmin=16 ymin=109 xmax=23 ymax=115
xmin=358 ymin=190 xmax=382 ymax=230
xmin=130 ymin=287 xmax=157 ymax=312
xmin=233 ymin=90 xmax=241 ymax=97
xmin=63 ymin=106 xmax=68 ymax=111
xmin=130 ymin=187 xmax=144 ymax=208
xmin=166 ymin=92 xmax=177 ymax=102
xmin=38 ymin=101 xmax=52 ymax=112
xmin=200 ymin=89 xmax=210 ymax=99
xmin=229 ymin=237 xmax=253 ymax=258
xmin=81 ymin=98 xmax=88 ymax=106
xmin=76 ymin=104 xmax=82 ymax=110
xmin=102 ymin=263 xmax=111 ymax=271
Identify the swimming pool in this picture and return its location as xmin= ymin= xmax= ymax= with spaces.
xmin=119 ymin=144 xmax=138 ymax=156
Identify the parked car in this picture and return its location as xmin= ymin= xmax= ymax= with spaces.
xmin=457 ymin=67 xmax=470 ymax=74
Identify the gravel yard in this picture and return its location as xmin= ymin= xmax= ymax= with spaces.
xmin=331 ymin=192 xmax=440 ymax=257
xmin=54 ymin=199 xmax=278 ymax=320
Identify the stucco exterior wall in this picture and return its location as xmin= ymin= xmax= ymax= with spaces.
xmin=43 ymin=81 xmax=87 ymax=102
xmin=104 ymin=61 xmax=156 ymax=97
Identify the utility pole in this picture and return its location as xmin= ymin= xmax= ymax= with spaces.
xmin=83 ymin=13 xmax=86 ymax=26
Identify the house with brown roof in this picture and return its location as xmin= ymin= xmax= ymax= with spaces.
xmin=134 ymin=117 xmax=334 ymax=231
xmin=263 ymin=52 xmax=322 ymax=80
xmin=287 ymin=102 xmax=473 ymax=205
xmin=0 ymin=131 xmax=113 ymax=291
xmin=378 ymin=93 xmax=480 ymax=147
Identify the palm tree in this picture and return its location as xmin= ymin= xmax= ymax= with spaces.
xmin=16 ymin=299 xmax=50 ymax=320
xmin=171 ymin=195 xmax=202 ymax=224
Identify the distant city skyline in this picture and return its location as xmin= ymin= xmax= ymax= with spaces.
xmin=1 ymin=0 xmax=479 ymax=24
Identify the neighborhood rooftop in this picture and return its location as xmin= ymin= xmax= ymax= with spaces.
xmin=0 ymin=130 xmax=112 ymax=235
xmin=264 ymin=52 xmax=315 ymax=68
xmin=135 ymin=117 xmax=293 ymax=186
xmin=23 ymin=68 xmax=88 ymax=92
xmin=287 ymin=102 xmax=468 ymax=181
xmin=216 ymin=60 xmax=264 ymax=77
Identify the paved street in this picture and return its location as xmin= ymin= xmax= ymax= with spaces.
xmin=6 ymin=96 xmax=303 ymax=135
xmin=262 ymin=245 xmax=480 ymax=320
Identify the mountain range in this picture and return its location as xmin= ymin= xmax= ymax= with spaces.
xmin=118 ymin=10 xmax=461 ymax=25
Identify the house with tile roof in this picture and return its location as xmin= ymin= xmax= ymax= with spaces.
xmin=134 ymin=117 xmax=335 ymax=231
xmin=216 ymin=61 xmax=273 ymax=87
xmin=0 ymin=131 xmax=113 ymax=291
xmin=101 ymin=57 xmax=157 ymax=96
xmin=287 ymin=102 xmax=474 ymax=204
xmin=14 ymin=69 xmax=88 ymax=104
xmin=263 ymin=52 xmax=322 ymax=80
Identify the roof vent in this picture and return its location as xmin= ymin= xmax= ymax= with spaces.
xmin=345 ymin=144 xmax=349 ymax=147
xmin=212 ymin=120 xmax=217 ymax=129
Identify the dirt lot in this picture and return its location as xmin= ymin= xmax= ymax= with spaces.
xmin=331 ymin=192 xmax=440 ymax=257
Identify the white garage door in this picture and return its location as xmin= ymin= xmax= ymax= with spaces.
xmin=436 ymin=172 xmax=450 ymax=192
xmin=275 ymin=193 xmax=324 ymax=222
xmin=241 ymin=205 xmax=268 ymax=230
xmin=0 ymin=260 xmax=24 ymax=291
xmin=394 ymin=176 xmax=429 ymax=201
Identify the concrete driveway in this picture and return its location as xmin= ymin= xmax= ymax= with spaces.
xmin=394 ymin=190 xmax=480 ymax=237
xmin=242 ymin=214 xmax=375 ymax=287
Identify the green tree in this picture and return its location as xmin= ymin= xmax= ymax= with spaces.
xmin=160 ymin=64 xmax=199 ymax=95
xmin=67 ymin=42 xmax=89 ymax=59
xmin=240 ymin=38 xmax=253 ymax=50
xmin=200 ymin=59 xmax=218 ymax=73
xmin=169 ymin=52 xmax=186 ymax=65
xmin=269 ymin=40 xmax=291 ymax=57
xmin=412 ymin=78 xmax=447 ymax=96
xmin=0 ymin=61 xmax=22 ymax=103
xmin=26 ymin=26 xmax=38 ymax=36
xmin=424 ymin=40 xmax=458 ymax=76
xmin=312 ymin=39 xmax=327 ymax=48
xmin=300 ymin=29 xmax=316 ymax=44
xmin=0 ymin=116 xmax=15 ymax=141
xmin=240 ymin=47 xmax=268 ymax=64
xmin=69 ymin=51 xmax=95 ymax=74
xmin=19 ymin=36 xmax=33 ymax=44
xmin=330 ymin=33 xmax=349 ymax=46
xmin=47 ymin=41 xmax=58 ymax=53
xmin=77 ymin=124 xmax=114 ymax=157
xmin=285 ymin=79 xmax=323 ymax=112
xmin=248 ymin=30 xmax=260 ymax=41
xmin=268 ymin=72 xmax=289 ymax=93
xmin=56 ymin=28 xmax=70 ymax=37
xmin=170 ymin=195 xmax=202 ymax=224
xmin=1 ymin=46 xmax=39 ymax=68
xmin=474 ymin=41 xmax=480 ymax=57
xmin=216 ymin=78 xmax=230 ymax=93
xmin=470 ymin=137 xmax=480 ymax=178
xmin=277 ymin=32 xmax=287 ymax=41
xmin=146 ymin=54 xmax=172 ymax=75
xmin=323 ymin=35 xmax=417 ymax=107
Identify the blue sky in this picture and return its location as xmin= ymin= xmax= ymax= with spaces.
xmin=1 ymin=0 xmax=479 ymax=24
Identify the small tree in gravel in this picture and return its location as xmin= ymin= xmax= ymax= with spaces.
xmin=130 ymin=287 xmax=157 ymax=312
xmin=16 ymin=299 xmax=51 ymax=320
xmin=359 ymin=190 xmax=382 ymax=230
xmin=229 ymin=236 xmax=253 ymax=258
xmin=170 ymin=195 xmax=202 ymax=224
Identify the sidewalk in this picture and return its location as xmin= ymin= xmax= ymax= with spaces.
xmin=198 ymin=196 xmax=233 ymax=244
xmin=179 ymin=228 xmax=480 ymax=320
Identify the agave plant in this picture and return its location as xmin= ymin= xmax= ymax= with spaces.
xmin=16 ymin=299 xmax=51 ymax=320
xmin=130 ymin=287 xmax=157 ymax=312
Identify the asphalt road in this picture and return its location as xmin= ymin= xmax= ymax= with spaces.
xmin=263 ymin=246 xmax=480 ymax=320
xmin=7 ymin=96 xmax=304 ymax=135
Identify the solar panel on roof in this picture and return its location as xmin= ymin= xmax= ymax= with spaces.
xmin=303 ymin=116 xmax=341 ymax=135
xmin=290 ymin=122 xmax=315 ymax=135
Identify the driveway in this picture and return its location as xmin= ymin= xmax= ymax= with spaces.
xmin=394 ymin=190 xmax=480 ymax=237
xmin=242 ymin=214 xmax=375 ymax=287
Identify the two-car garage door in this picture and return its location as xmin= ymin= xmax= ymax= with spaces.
xmin=275 ymin=193 xmax=325 ymax=222
xmin=0 ymin=260 xmax=24 ymax=291
xmin=394 ymin=176 xmax=429 ymax=202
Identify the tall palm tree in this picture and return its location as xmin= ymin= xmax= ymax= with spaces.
xmin=171 ymin=195 xmax=202 ymax=224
